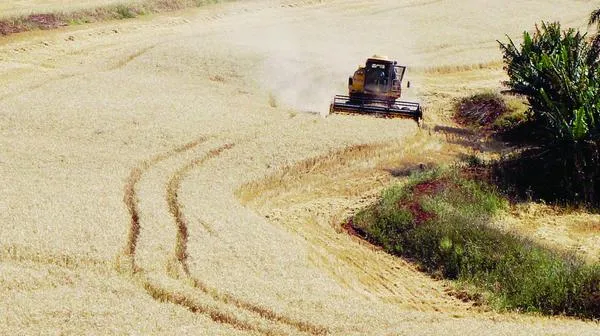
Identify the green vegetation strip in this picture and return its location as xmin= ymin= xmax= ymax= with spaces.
xmin=0 ymin=0 xmax=233 ymax=36
xmin=352 ymin=168 xmax=600 ymax=318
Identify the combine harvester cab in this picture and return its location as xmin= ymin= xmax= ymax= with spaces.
xmin=330 ymin=55 xmax=422 ymax=125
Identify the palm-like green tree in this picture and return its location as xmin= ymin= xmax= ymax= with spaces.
xmin=499 ymin=21 xmax=600 ymax=204
xmin=588 ymin=8 xmax=600 ymax=65
xmin=499 ymin=22 xmax=598 ymax=142
xmin=589 ymin=8 xmax=600 ymax=28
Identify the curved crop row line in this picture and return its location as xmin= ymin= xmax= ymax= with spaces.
xmin=234 ymin=138 xmax=472 ymax=313
xmin=236 ymin=144 xmax=383 ymax=204
xmin=0 ymin=74 xmax=78 ymax=103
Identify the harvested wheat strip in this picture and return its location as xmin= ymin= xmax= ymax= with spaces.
xmin=236 ymin=143 xmax=385 ymax=204
xmin=119 ymin=137 xmax=207 ymax=273
xmin=0 ymin=0 xmax=328 ymax=37
xmin=236 ymin=139 xmax=469 ymax=313
xmin=237 ymin=136 xmax=443 ymax=207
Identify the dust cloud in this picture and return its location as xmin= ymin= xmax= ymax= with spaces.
xmin=223 ymin=6 xmax=415 ymax=116
xmin=254 ymin=20 xmax=356 ymax=116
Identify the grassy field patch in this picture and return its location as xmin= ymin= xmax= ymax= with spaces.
xmin=352 ymin=168 xmax=600 ymax=318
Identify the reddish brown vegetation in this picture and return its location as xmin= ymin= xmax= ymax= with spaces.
xmin=454 ymin=93 xmax=508 ymax=128
xmin=0 ymin=22 xmax=19 ymax=35
xmin=28 ymin=14 xmax=64 ymax=29
xmin=407 ymin=202 xmax=435 ymax=224
xmin=0 ymin=13 xmax=66 ymax=36
xmin=343 ymin=218 xmax=366 ymax=238
xmin=412 ymin=179 xmax=447 ymax=196
xmin=402 ymin=179 xmax=448 ymax=225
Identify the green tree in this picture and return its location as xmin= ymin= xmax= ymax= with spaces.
xmin=498 ymin=22 xmax=600 ymax=204
xmin=588 ymin=8 xmax=600 ymax=72
xmin=498 ymin=22 xmax=599 ymax=142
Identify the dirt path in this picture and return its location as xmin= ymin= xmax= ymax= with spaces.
xmin=1 ymin=0 xmax=599 ymax=334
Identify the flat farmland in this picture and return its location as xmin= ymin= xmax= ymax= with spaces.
xmin=1 ymin=0 xmax=599 ymax=334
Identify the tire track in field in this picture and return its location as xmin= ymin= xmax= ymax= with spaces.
xmin=119 ymin=139 xmax=275 ymax=335
xmin=118 ymin=137 xmax=207 ymax=272
xmin=120 ymin=138 xmax=327 ymax=335
xmin=140 ymin=279 xmax=275 ymax=335
xmin=108 ymin=44 xmax=157 ymax=71
xmin=166 ymin=144 xmax=234 ymax=272
xmin=165 ymin=143 xmax=329 ymax=335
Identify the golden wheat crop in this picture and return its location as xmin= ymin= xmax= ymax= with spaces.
xmin=1 ymin=0 xmax=599 ymax=334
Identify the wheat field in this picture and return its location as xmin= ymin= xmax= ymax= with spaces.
xmin=1 ymin=0 xmax=599 ymax=334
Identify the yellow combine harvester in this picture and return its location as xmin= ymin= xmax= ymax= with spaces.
xmin=330 ymin=55 xmax=422 ymax=124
